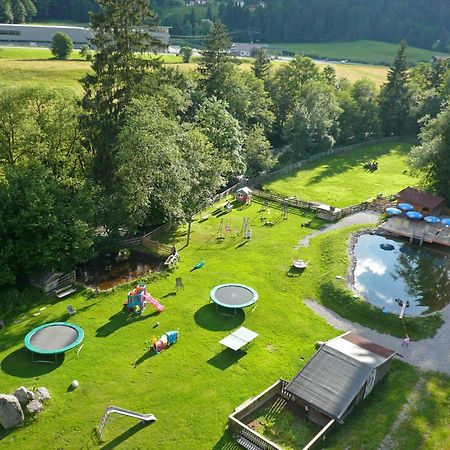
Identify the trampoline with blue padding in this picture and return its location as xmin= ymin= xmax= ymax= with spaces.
xmin=24 ymin=322 xmax=84 ymax=363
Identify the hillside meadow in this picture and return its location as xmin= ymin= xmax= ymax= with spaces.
xmin=271 ymin=40 xmax=450 ymax=65
xmin=0 ymin=46 xmax=388 ymax=94
xmin=265 ymin=140 xmax=419 ymax=208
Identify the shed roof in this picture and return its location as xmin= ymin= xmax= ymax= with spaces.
xmin=285 ymin=333 xmax=395 ymax=421
xmin=236 ymin=187 xmax=252 ymax=195
xmin=395 ymin=187 xmax=444 ymax=209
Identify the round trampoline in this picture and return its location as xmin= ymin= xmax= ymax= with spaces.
xmin=210 ymin=283 xmax=258 ymax=312
xmin=24 ymin=322 xmax=84 ymax=363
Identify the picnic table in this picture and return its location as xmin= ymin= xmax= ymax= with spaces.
xmin=219 ymin=327 xmax=259 ymax=351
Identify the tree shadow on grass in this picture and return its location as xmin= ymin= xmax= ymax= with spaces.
xmin=304 ymin=143 xmax=405 ymax=186
xmin=96 ymin=310 xmax=158 ymax=337
xmin=1 ymin=347 xmax=64 ymax=377
xmin=207 ymin=348 xmax=246 ymax=370
xmin=194 ymin=304 xmax=245 ymax=331
xmin=99 ymin=421 xmax=153 ymax=450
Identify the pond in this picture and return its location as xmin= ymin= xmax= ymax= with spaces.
xmin=77 ymin=251 xmax=164 ymax=291
xmin=353 ymin=234 xmax=450 ymax=316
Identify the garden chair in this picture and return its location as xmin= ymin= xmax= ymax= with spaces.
xmin=67 ymin=304 xmax=77 ymax=317
xmin=175 ymin=277 xmax=184 ymax=291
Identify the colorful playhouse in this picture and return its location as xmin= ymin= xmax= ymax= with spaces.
xmin=235 ymin=187 xmax=252 ymax=205
xmin=124 ymin=284 xmax=164 ymax=315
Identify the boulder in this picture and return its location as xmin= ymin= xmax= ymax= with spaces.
xmin=35 ymin=387 xmax=51 ymax=403
xmin=13 ymin=386 xmax=34 ymax=407
xmin=0 ymin=394 xmax=24 ymax=429
xmin=25 ymin=400 xmax=43 ymax=416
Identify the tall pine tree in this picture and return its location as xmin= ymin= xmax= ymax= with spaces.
xmin=198 ymin=21 xmax=232 ymax=96
xmin=379 ymin=40 xmax=412 ymax=135
xmin=252 ymin=48 xmax=271 ymax=81
xmin=80 ymin=0 xmax=161 ymax=190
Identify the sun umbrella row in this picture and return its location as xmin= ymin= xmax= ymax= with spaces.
xmin=385 ymin=203 xmax=450 ymax=225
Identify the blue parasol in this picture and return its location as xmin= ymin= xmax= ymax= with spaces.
xmin=441 ymin=218 xmax=450 ymax=226
xmin=386 ymin=207 xmax=402 ymax=216
xmin=398 ymin=203 xmax=414 ymax=211
xmin=424 ymin=215 xmax=440 ymax=224
xmin=406 ymin=211 xmax=423 ymax=220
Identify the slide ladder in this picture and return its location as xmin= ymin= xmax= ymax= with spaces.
xmin=97 ymin=406 xmax=156 ymax=439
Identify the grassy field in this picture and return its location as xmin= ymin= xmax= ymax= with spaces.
xmin=0 ymin=46 xmax=388 ymax=93
xmin=271 ymin=40 xmax=450 ymax=65
xmin=0 ymin=194 xmax=448 ymax=449
xmin=265 ymin=140 xmax=419 ymax=208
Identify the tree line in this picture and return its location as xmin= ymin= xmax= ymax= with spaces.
xmin=3 ymin=0 xmax=450 ymax=54
xmin=0 ymin=0 xmax=449 ymax=287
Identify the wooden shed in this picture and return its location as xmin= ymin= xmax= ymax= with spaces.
xmin=30 ymin=271 xmax=76 ymax=297
xmin=395 ymin=187 xmax=445 ymax=216
xmin=285 ymin=332 xmax=396 ymax=426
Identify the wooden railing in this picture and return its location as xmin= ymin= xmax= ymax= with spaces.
xmin=229 ymin=379 xmax=339 ymax=450
xmin=228 ymin=380 xmax=287 ymax=450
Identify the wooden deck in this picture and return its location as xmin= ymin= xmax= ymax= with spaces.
xmin=378 ymin=217 xmax=450 ymax=247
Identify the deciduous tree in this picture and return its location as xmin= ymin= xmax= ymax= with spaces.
xmin=50 ymin=32 xmax=74 ymax=59
xmin=409 ymin=103 xmax=450 ymax=202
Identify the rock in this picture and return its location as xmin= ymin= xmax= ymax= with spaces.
xmin=13 ymin=386 xmax=34 ymax=407
xmin=35 ymin=387 xmax=51 ymax=403
xmin=25 ymin=399 xmax=43 ymax=416
xmin=0 ymin=394 xmax=24 ymax=429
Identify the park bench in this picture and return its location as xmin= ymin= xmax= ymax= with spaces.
xmin=55 ymin=286 xmax=76 ymax=298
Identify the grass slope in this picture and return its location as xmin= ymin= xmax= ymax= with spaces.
xmin=0 ymin=47 xmax=388 ymax=93
xmin=265 ymin=140 xmax=419 ymax=208
xmin=0 ymin=198 xmax=447 ymax=449
xmin=271 ymin=40 xmax=450 ymax=65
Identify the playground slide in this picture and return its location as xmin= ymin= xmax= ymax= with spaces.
xmin=105 ymin=406 xmax=157 ymax=423
xmin=143 ymin=293 xmax=164 ymax=312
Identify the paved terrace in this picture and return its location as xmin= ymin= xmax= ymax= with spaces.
xmin=379 ymin=217 xmax=450 ymax=247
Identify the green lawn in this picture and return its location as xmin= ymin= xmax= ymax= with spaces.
xmin=265 ymin=140 xmax=419 ymax=208
xmin=0 ymin=46 xmax=389 ymax=93
xmin=271 ymin=40 xmax=450 ymax=65
xmin=0 ymin=197 xmax=448 ymax=449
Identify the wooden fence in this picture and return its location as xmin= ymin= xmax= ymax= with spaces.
xmin=118 ymin=224 xmax=173 ymax=255
xmin=228 ymin=380 xmax=288 ymax=450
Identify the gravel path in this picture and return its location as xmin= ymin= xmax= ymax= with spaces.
xmin=296 ymin=210 xmax=380 ymax=248
xmin=304 ymin=299 xmax=450 ymax=375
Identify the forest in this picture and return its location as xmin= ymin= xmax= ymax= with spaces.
xmin=3 ymin=0 xmax=449 ymax=52
xmin=0 ymin=0 xmax=449 ymax=289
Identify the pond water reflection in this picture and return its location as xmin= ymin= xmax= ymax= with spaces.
xmin=77 ymin=251 xmax=164 ymax=290
xmin=353 ymin=234 xmax=450 ymax=316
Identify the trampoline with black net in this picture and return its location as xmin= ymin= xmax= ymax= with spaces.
xmin=24 ymin=322 xmax=84 ymax=363
xmin=210 ymin=283 xmax=258 ymax=314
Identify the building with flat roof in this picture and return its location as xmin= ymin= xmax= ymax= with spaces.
xmin=0 ymin=24 xmax=170 ymax=49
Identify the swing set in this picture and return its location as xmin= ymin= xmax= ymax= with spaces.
xmin=217 ymin=217 xmax=250 ymax=239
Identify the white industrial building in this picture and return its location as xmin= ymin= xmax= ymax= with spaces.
xmin=0 ymin=24 xmax=170 ymax=49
